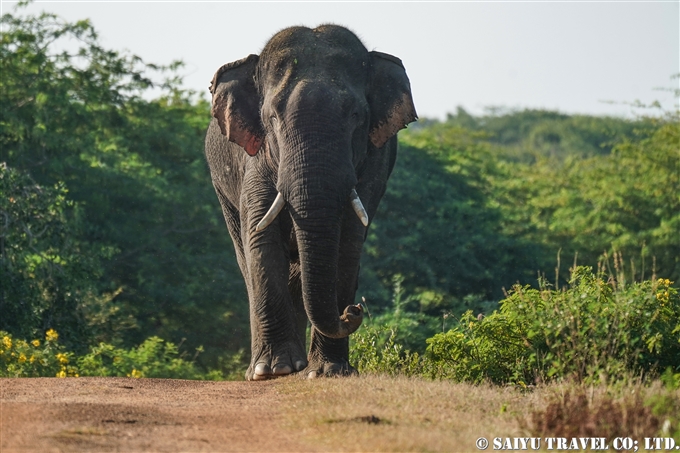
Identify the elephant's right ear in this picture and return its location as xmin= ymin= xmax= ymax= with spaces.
xmin=210 ymin=54 xmax=263 ymax=156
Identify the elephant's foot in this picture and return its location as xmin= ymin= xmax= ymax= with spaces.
xmin=304 ymin=359 xmax=358 ymax=379
xmin=304 ymin=331 xmax=357 ymax=379
xmin=246 ymin=342 xmax=307 ymax=381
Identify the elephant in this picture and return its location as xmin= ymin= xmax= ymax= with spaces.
xmin=204 ymin=24 xmax=417 ymax=380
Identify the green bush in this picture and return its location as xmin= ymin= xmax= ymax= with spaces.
xmin=0 ymin=329 xmax=228 ymax=379
xmin=350 ymin=324 xmax=421 ymax=376
xmin=425 ymin=267 xmax=680 ymax=384
xmin=424 ymin=310 xmax=532 ymax=384
xmin=76 ymin=337 xmax=216 ymax=379
xmin=1 ymin=329 xmax=78 ymax=377
xmin=645 ymin=368 xmax=680 ymax=440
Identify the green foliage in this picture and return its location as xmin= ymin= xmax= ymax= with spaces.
xmin=349 ymin=324 xmax=421 ymax=376
xmin=661 ymin=367 xmax=680 ymax=391
xmin=0 ymin=329 xmax=78 ymax=377
xmin=363 ymin=109 xmax=678 ymax=319
xmin=647 ymin=368 xmax=680 ymax=440
xmin=3 ymin=5 xmax=678 ymax=382
xmin=423 ymin=268 xmax=680 ymax=385
xmin=362 ymin=124 xmax=541 ymax=310
xmin=425 ymin=310 xmax=532 ymax=384
xmin=0 ymin=164 xmax=122 ymax=350
xmin=363 ymin=275 xmax=444 ymax=352
xmin=0 ymin=328 xmax=226 ymax=379
xmin=77 ymin=337 xmax=216 ymax=379
xmin=495 ymin=119 xmax=680 ymax=287
xmin=1 ymin=5 xmax=247 ymax=366
xmin=443 ymin=107 xmax=655 ymax=161
xmin=350 ymin=271 xmax=679 ymax=387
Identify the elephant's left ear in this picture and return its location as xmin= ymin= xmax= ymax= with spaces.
xmin=210 ymin=54 xmax=264 ymax=156
xmin=367 ymin=51 xmax=418 ymax=149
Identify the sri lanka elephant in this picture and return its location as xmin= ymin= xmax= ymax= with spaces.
xmin=204 ymin=25 xmax=417 ymax=380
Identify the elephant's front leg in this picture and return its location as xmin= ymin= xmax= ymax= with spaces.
xmin=242 ymin=192 xmax=307 ymax=381
xmin=305 ymin=204 xmax=366 ymax=378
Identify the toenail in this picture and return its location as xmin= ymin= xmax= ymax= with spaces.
xmin=272 ymin=364 xmax=292 ymax=375
xmin=254 ymin=363 xmax=271 ymax=376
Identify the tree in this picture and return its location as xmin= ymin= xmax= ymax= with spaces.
xmin=361 ymin=124 xmax=542 ymax=314
xmin=0 ymin=164 xmax=119 ymax=350
xmin=1 ymin=6 xmax=248 ymax=366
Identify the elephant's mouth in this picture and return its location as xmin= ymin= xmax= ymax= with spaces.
xmin=256 ymin=188 xmax=368 ymax=232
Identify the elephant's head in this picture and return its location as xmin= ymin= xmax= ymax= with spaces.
xmin=209 ymin=25 xmax=416 ymax=339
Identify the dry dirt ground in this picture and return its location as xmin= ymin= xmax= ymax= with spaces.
xmin=1 ymin=376 xmax=531 ymax=452
xmin=1 ymin=377 xmax=311 ymax=452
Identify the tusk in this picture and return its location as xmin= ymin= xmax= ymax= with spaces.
xmin=349 ymin=189 xmax=369 ymax=227
xmin=256 ymin=192 xmax=285 ymax=231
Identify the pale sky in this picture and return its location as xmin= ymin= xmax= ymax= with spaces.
xmin=4 ymin=1 xmax=679 ymax=119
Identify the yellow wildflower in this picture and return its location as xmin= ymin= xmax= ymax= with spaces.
xmin=127 ymin=369 xmax=143 ymax=379
xmin=18 ymin=353 xmax=27 ymax=363
xmin=32 ymin=339 xmax=40 ymax=347
xmin=2 ymin=336 xmax=11 ymax=349
xmin=29 ymin=355 xmax=36 ymax=363
xmin=45 ymin=329 xmax=58 ymax=342
xmin=56 ymin=353 xmax=69 ymax=364
xmin=56 ymin=369 xmax=66 ymax=378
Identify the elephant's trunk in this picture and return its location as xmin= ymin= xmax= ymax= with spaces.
xmin=256 ymin=184 xmax=366 ymax=339
xmin=293 ymin=208 xmax=363 ymax=339
xmin=287 ymin=167 xmax=362 ymax=339
xmin=277 ymin=102 xmax=363 ymax=339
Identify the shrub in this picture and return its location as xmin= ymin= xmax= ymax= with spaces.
xmin=77 ymin=337 xmax=211 ymax=379
xmin=424 ymin=267 xmax=680 ymax=384
xmin=1 ymin=329 xmax=225 ymax=379
xmin=1 ymin=329 xmax=78 ymax=377
xmin=424 ymin=310 xmax=532 ymax=384
xmin=646 ymin=368 xmax=680 ymax=440
xmin=350 ymin=324 xmax=421 ymax=376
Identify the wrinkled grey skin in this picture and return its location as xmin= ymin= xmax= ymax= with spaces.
xmin=205 ymin=25 xmax=417 ymax=380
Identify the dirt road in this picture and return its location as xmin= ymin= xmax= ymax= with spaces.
xmin=2 ymin=375 xmax=528 ymax=452
xmin=1 ymin=377 xmax=313 ymax=452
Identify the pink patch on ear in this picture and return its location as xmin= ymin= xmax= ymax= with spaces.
xmin=369 ymin=92 xmax=417 ymax=149
xmin=242 ymin=134 xmax=263 ymax=156
xmin=227 ymin=118 xmax=262 ymax=156
xmin=212 ymin=98 xmax=263 ymax=156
